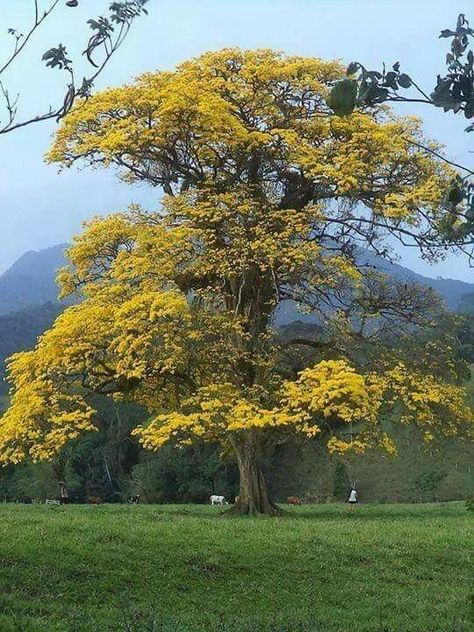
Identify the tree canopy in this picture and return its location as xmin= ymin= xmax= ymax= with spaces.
xmin=1 ymin=49 xmax=472 ymax=514
xmin=325 ymin=13 xmax=474 ymax=236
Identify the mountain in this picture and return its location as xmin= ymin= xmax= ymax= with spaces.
xmin=277 ymin=252 xmax=473 ymax=324
xmin=357 ymin=251 xmax=473 ymax=311
xmin=0 ymin=245 xmax=71 ymax=397
xmin=1 ymin=243 xmax=472 ymax=319
xmin=0 ymin=244 xmax=68 ymax=316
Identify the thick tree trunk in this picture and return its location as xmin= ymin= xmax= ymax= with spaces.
xmin=229 ymin=432 xmax=280 ymax=516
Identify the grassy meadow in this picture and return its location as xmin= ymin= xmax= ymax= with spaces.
xmin=0 ymin=502 xmax=471 ymax=631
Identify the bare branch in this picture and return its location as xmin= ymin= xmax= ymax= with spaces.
xmin=0 ymin=0 xmax=62 ymax=77
xmin=0 ymin=1 xmax=150 ymax=135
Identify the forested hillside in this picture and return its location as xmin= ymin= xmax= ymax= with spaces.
xmin=0 ymin=302 xmax=63 ymax=396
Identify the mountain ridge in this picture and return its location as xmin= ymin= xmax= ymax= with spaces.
xmin=0 ymin=243 xmax=472 ymax=318
xmin=357 ymin=250 xmax=473 ymax=311
xmin=0 ymin=244 xmax=68 ymax=316
xmin=0 ymin=244 xmax=472 ymax=394
xmin=2 ymin=244 xmax=69 ymax=280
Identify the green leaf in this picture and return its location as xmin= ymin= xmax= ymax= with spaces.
xmin=383 ymin=71 xmax=398 ymax=90
xmin=326 ymin=80 xmax=358 ymax=116
xmin=439 ymin=29 xmax=456 ymax=38
xmin=446 ymin=179 xmax=465 ymax=207
xmin=464 ymin=99 xmax=474 ymax=118
xmin=361 ymin=84 xmax=389 ymax=105
xmin=398 ymin=74 xmax=412 ymax=89
xmin=42 ymin=44 xmax=71 ymax=70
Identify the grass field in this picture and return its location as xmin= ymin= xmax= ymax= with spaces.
xmin=0 ymin=502 xmax=471 ymax=631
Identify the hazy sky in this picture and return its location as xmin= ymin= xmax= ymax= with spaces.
xmin=0 ymin=0 xmax=473 ymax=281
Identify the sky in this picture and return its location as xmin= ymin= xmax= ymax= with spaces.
xmin=0 ymin=0 xmax=473 ymax=281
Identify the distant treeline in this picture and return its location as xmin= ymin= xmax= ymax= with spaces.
xmin=0 ymin=392 xmax=472 ymax=505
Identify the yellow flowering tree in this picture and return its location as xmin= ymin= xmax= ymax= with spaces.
xmin=1 ymin=49 xmax=472 ymax=514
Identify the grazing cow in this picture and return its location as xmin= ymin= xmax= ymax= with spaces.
xmin=128 ymin=494 xmax=141 ymax=505
xmin=58 ymin=481 xmax=84 ymax=504
xmin=87 ymin=496 xmax=103 ymax=505
xmin=210 ymin=494 xmax=228 ymax=506
xmin=287 ymin=496 xmax=303 ymax=506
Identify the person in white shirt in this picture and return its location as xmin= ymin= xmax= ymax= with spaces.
xmin=348 ymin=487 xmax=357 ymax=510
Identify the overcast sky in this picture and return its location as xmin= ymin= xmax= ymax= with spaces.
xmin=0 ymin=0 xmax=473 ymax=281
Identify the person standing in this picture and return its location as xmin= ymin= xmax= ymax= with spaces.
xmin=348 ymin=487 xmax=357 ymax=510
xmin=58 ymin=481 xmax=70 ymax=504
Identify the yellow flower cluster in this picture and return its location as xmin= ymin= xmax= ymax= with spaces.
xmin=379 ymin=362 xmax=473 ymax=437
xmin=0 ymin=351 xmax=95 ymax=464
xmin=135 ymin=381 xmax=315 ymax=451
xmin=284 ymin=360 xmax=382 ymax=423
xmin=47 ymin=49 xmax=453 ymax=233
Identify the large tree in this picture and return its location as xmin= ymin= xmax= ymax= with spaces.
xmin=0 ymin=50 xmax=472 ymax=514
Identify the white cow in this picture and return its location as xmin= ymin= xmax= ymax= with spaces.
xmin=210 ymin=494 xmax=228 ymax=506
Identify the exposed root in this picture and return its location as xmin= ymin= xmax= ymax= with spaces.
xmin=221 ymin=500 xmax=283 ymax=517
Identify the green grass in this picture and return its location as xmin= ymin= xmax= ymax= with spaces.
xmin=0 ymin=502 xmax=471 ymax=631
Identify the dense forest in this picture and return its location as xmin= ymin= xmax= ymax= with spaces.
xmin=0 ymin=302 xmax=62 ymax=397
xmin=0 ymin=392 xmax=471 ymax=505
xmin=0 ymin=306 xmax=472 ymax=505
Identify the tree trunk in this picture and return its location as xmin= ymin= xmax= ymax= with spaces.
xmin=229 ymin=432 xmax=280 ymax=516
